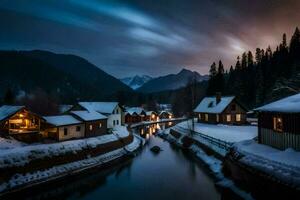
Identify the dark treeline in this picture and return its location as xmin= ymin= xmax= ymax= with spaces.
xmin=207 ymin=27 xmax=300 ymax=108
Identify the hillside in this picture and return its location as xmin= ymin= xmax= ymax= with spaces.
xmin=138 ymin=69 xmax=208 ymax=93
xmin=0 ymin=50 xmax=132 ymax=103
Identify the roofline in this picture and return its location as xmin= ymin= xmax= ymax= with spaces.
xmin=0 ymin=105 xmax=45 ymax=122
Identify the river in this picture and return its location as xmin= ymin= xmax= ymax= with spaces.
xmin=9 ymin=122 xmax=221 ymax=200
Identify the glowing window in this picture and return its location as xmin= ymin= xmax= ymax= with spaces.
xmin=226 ymin=115 xmax=231 ymax=122
xmin=273 ymin=117 xmax=283 ymax=132
xmin=89 ymin=125 xmax=93 ymax=131
xmin=216 ymin=114 xmax=219 ymax=122
xmin=99 ymin=123 xmax=102 ymax=128
xmin=236 ymin=114 xmax=241 ymax=122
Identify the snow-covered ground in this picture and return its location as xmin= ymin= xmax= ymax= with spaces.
xmin=0 ymin=136 xmax=141 ymax=193
xmin=0 ymin=126 xmax=130 ymax=169
xmin=233 ymin=140 xmax=300 ymax=187
xmin=177 ymin=121 xmax=257 ymax=143
xmin=0 ymin=137 xmax=26 ymax=150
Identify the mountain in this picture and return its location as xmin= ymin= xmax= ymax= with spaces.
xmin=0 ymin=50 xmax=132 ymax=103
xmin=137 ymin=69 xmax=209 ymax=93
xmin=120 ymin=75 xmax=152 ymax=90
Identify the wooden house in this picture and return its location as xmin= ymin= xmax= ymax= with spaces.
xmin=72 ymin=102 xmax=122 ymax=129
xmin=193 ymin=95 xmax=247 ymax=125
xmin=43 ymin=115 xmax=85 ymax=141
xmin=146 ymin=111 xmax=159 ymax=121
xmin=0 ymin=105 xmax=44 ymax=143
xmin=125 ymin=107 xmax=147 ymax=124
xmin=70 ymin=110 xmax=107 ymax=137
xmin=255 ymin=93 xmax=300 ymax=150
xmin=159 ymin=111 xmax=173 ymax=119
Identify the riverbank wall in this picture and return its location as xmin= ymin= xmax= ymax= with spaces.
xmin=0 ymin=128 xmax=142 ymax=196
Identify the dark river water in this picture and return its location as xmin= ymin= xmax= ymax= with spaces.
xmin=10 ymin=123 xmax=221 ymax=200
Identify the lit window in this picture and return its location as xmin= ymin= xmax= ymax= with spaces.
xmin=205 ymin=114 xmax=208 ymax=121
xmin=226 ymin=115 xmax=231 ymax=122
xmin=273 ymin=117 xmax=283 ymax=132
xmin=199 ymin=114 xmax=201 ymax=120
xmin=99 ymin=123 xmax=102 ymax=128
xmin=216 ymin=114 xmax=219 ymax=122
xmin=89 ymin=125 xmax=93 ymax=131
xmin=236 ymin=114 xmax=241 ymax=122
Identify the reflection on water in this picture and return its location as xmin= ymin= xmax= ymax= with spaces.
xmin=138 ymin=122 xmax=173 ymax=139
xmin=6 ymin=122 xmax=221 ymax=200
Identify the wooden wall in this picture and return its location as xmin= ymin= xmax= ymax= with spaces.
xmin=258 ymin=112 xmax=300 ymax=150
xmin=84 ymin=119 xmax=107 ymax=137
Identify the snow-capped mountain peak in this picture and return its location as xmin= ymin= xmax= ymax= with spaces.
xmin=120 ymin=75 xmax=153 ymax=90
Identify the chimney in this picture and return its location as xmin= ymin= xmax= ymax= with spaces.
xmin=216 ymin=92 xmax=221 ymax=104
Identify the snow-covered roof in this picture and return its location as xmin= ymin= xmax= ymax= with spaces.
xmin=126 ymin=107 xmax=145 ymax=115
xmin=44 ymin=115 xmax=82 ymax=126
xmin=159 ymin=110 xmax=172 ymax=115
xmin=194 ymin=96 xmax=235 ymax=114
xmin=0 ymin=105 xmax=24 ymax=121
xmin=255 ymin=93 xmax=300 ymax=113
xmin=59 ymin=104 xmax=73 ymax=113
xmin=71 ymin=110 xmax=107 ymax=121
xmin=78 ymin=102 xmax=119 ymax=114
xmin=146 ymin=111 xmax=157 ymax=116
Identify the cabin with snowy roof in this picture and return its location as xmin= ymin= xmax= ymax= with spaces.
xmin=255 ymin=93 xmax=300 ymax=150
xmin=71 ymin=110 xmax=107 ymax=137
xmin=194 ymin=94 xmax=247 ymax=125
xmin=0 ymin=105 xmax=44 ymax=142
xmin=43 ymin=115 xmax=85 ymax=141
xmin=72 ymin=102 xmax=123 ymax=129
xmin=159 ymin=111 xmax=173 ymax=119
xmin=146 ymin=111 xmax=159 ymax=121
xmin=125 ymin=107 xmax=147 ymax=124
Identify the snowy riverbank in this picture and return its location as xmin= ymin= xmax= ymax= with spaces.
xmin=160 ymin=126 xmax=254 ymax=200
xmin=0 ymin=126 xmax=130 ymax=169
xmin=0 ymin=136 xmax=141 ymax=194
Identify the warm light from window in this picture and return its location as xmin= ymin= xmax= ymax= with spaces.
xmin=99 ymin=123 xmax=102 ymax=128
xmin=89 ymin=125 xmax=93 ymax=131
xmin=216 ymin=114 xmax=219 ymax=122
xmin=205 ymin=114 xmax=208 ymax=121
xmin=226 ymin=115 xmax=231 ymax=122
xmin=19 ymin=114 xmax=24 ymax=118
xmin=236 ymin=114 xmax=241 ymax=122
xmin=273 ymin=117 xmax=283 ymax=132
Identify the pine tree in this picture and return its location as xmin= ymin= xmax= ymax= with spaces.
xmin=241 ymin=52 xmax=248 ymax=69
xmin=206 ymin=62 xmax=218 ymax=95
xmin=216 ymin=60 xmax=225 ymax=93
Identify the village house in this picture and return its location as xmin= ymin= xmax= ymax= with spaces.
xmin=159 ymin=111 xmax=173 ymax=119
xmin=43 ymin=115 xmax=85 ymax=141
xmin=194 ymin=94 xmax=247 ymax=125
xmin=0 ymin=105 xmax=44 ymax=143
xmin=72 ymin=102 xmax=123 ymax=129
xmin=70 ymin=110 xmax=107 ymax=137
xmin=254 ymin=93 xmax=300 ymax=150
xmin=125 ymin=107 xmax=146 ymax=124
xmin=146 ymin=111 xmax=159 ymax=121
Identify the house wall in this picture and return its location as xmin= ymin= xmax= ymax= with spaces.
xmin=84 ymin=119 xmax=107 ymax=137
xmin=258 ymin=112 xmax=300 ymax=150
xmin=57 ymin=124 xmax=85 ymax=141
xmin=107 ymin=105 xmax=122 ymax=129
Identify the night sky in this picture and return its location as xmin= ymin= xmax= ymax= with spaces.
xmin=1 ymin=0 xmax=300 ymax=78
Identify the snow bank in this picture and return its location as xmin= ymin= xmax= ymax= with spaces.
xmin=0 ymin=136 xmax=141 ymax=193
xmin=0 ymin=127 xmax=129 ymax=168
xmin=178 ymin=121 xmax=257 ymax=143
xmin=234 ymin=140 xmax=300 ymax=187
xmin=0 ymin=137 xmax=26 ymax=150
